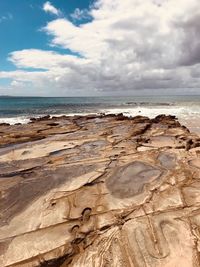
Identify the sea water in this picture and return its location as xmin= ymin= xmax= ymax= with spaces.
xmin=0 ymin=95 xmax=200 ymax=125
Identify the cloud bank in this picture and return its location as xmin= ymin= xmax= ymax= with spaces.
xmin=1 ymin=0 xmax=200 ymax=96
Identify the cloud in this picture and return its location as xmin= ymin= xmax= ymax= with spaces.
xmin=0 ymin=13 xmax=13 ymax=23
xmin=70 ymin=8 xmax=91 ymax=21
xmin=43 ymin=1 xmax=61 ymax=16
xmin=175 ymin=13 xmax=200 ymax=67
xmin=1 ymin=0 xmax=200 ymax=96
xmin=8 ymin=49 xmax=88 ymax=70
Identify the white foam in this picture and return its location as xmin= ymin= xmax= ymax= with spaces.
xmin=1 ymin=105 xmax=200 ymax=125
xmin=0 ymin=117 xmax=31 ymax=125
xmin=0 ymin=113 xmax=95 ymax=125
xmin=102 ymin=106 xmax=199 ymax=120
xmin=50 ymin=112 xmax=94 ymax=117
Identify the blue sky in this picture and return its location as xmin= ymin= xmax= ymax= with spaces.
xmin=0 ymin=0 xmax=200 ymax=96
xmin=0 ymin=0 xmax=92 ymax=71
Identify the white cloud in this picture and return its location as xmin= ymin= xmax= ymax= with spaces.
xmin=43 ymin=1 xmax=61 ymax=16
xmin=1 ymin=0 xmax=200 ymax=95
xmin=0 ymin=13 xmax=13 ymax=23
xmin=8 ymin=49 xmax=89 ymax=70
xmin=70 ymin=8 xmax=91 ymax=21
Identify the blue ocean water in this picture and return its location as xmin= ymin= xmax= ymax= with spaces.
xmin=0 ymin=95 xmax=200 ymax=124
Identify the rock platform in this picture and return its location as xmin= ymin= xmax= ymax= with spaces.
xmin=1 ymin=114 xmax=200 ymax=266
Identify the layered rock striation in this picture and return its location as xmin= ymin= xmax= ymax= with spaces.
xmin=1 ymin=114 xmax=200 ymax=266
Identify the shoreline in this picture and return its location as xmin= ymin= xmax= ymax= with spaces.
xmin=1 ymin=109 xmax=200 ymax=135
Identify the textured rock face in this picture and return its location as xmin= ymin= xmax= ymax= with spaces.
xmin=1 ymin=114 xmax=200 ymax=266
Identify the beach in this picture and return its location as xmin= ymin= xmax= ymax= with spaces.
xmin=1 ymin=113 xmax=200 ymax=266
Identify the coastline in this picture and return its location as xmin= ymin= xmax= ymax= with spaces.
xmin=1 ymin=95 xmax=200 ymax=131
xmin=1 ymin=0 xmax=200 ymax=265
xmin=1 ymin=106 xmax=200 ymax=135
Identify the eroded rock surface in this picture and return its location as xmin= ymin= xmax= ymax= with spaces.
xmin=1 ymin=114 xmax=200 ymax=266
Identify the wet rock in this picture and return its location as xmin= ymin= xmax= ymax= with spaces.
xmin=30 ymin=115 xmax=51 ymax=122
xmin=0 ymin=123 xmax=10 ymax=127
xmin=158 ymin=152 xmax=176 ymax=169
xmin=106 ymin=161 xmax=162 ymax=198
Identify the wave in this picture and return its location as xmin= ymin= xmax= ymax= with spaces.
xmin=102 ymin=107 xmax=185 ymax=118
xmin=1 ymin=104 xmax=200 ymax=125
xmin=0 ymin=112 xmax=97 ymax=125
xmin=0 ymin=117 xmax=31 ymax=125
xmin=125 ymin=102 xmax=174 ymax=106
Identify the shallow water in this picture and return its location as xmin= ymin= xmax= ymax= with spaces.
xmin=1 ymin=96 xmax=200 ymax=133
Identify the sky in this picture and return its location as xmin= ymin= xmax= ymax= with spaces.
xmin=0 ymin=0 xmax=200 ymax=96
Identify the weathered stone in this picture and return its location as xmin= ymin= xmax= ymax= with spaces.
xmin=0 ymin=114 xmax=200 ymax=267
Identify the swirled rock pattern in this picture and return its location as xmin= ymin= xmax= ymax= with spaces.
xmin=1 ymin=114 xmax=200 ymax=266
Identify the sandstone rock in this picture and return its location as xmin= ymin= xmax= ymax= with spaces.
xmin=0 ymin=114 xmax=200 ymax=266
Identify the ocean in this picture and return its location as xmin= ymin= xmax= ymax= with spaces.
xmin=0 ymin=95 xmax=200 ymax=126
